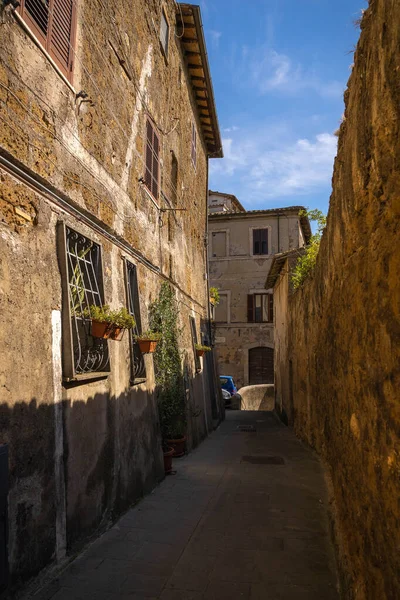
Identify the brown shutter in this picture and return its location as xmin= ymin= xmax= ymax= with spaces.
xmin=253 ymin=229 xmax=260 ymax=254
xmin=261 ymin=229 xmax=268 ymax=254
xmin=247 ymin=294 xmax=254 ymax=323
xmin=19 ymin=0 xmax=50 ymax=47
xmin=152 ymin=130 xmax=159 ymax=198
xmin=49 ymin=0 xmax=74 ymax=75
xmin=145 ymin=121 xmax=153 ymax=190
xmin=268 ymin=294 xmax=274 ymax=323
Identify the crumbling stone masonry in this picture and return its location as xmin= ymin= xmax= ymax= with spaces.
xmin=0 ymin=0 xmax=223 ymax=590
xmin=268 ymin=1 xmax=400 ymax=598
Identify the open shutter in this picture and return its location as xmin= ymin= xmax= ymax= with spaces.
xmin=152 ymin=131 xmax=159 ymax=199
xmin=49 ymin=0 xmax=75 ymax=75
xmin=253 ymin=229 xmax=260 ymax=254
xmin=145 ymin=121 xmax=153 ymax=190
xmin=268 ymin=294 xmax=274 ymax=323
xmin=247 ymin=294 xmax=254 ymax=323
xmin=20 ymin=0 xmax=50 ymax=47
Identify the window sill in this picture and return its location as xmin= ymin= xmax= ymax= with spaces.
xmin=63 ymin=372 xmax=110 ymax=386
xmin=13 ymin=11 xmax=76 ymax=94
xmin=130 ymin=377 xmax=147 ymax=387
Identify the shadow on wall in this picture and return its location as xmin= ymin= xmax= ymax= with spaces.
xmin=237 ymin=385 xmax=275 ymax=411
xmin=0 ymin=386 xmax=166 ymax=594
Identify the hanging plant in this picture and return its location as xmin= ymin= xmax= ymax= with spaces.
xmin=195 ymin=343 xmax=212 ymax=357
xmin=83 ymin=305 xmax=135 ymax=341
xmin=134 ymin=330 xmax=162 ymax=354
xmin=209 ymin=286 xmax=220 ymax=305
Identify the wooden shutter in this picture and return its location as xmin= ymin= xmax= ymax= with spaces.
xmin=268 ymin=294 xmax=274 ymax=323
xmin=19 ymin=0 xmax=76 ymax=80
xmin=247 ymin=294 xmax=254 ymax=323
xmin=260 ymin=229 xmax=268 ymax=254
xmin=253 ymin=229 xmax=260 ymax=254
xmin=49 ymin=0 xmax=75 ymax=76
xmin=144 ymin=120 xmax=160 ymax=199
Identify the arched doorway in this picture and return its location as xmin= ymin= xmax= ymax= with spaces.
xmin=249 ymin=347 xmax=274 ymax=385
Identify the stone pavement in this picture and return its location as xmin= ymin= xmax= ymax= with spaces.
xmin=31 ymin=411 xmax=340 ymax=600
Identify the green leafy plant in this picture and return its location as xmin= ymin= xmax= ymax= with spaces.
xmin=149 ymin=283 xmax=186 ymax=440
xmin=292 ymin=209 xmax=327 ymax=290
xmin=84 ymin=305 xmax=135 ymax=329
xmin=195 ymin=343 xmax=212 ymax=352
xmin=134 ymin=330 xmax=162 ymax=342
xmin=209 ymin=286 xmax=220 ymax=305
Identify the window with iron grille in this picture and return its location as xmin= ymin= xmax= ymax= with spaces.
xmin=252 ymin=228 xmax=269 ymax=255
xmin=18 ymin=0 xmax=76 ymax=82
xmin=190 ymin=316 xmax=201 ymax=371
xmin=247 ymin=293 xmax=273 ymax=323
xmin=57 ymin=223 xmax=110 ymax=380
xmin=191 ymin=123 xmax=197 ymax=168
xmin=124 ymin=260 xmax=146 ymax=385
xmin=160 ymin=8 xmax=169 ymax=57
xmin=145 ymin=119 xmax=160 ymax=200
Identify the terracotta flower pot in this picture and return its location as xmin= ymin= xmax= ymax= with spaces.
xmin=91 ymin=320 xmax=113 ymax=339
xmin=166 ymin=436 xmax=186 ymax=458
xmin=138 ymin=339 xmax=158 ymax=354
xmin=110 ymin=327 xmax=125 ymax=341
xmin=163 ymin=446 xmax=174 ymax=474
xmin=196 ymin=349 xmax=205 ymax=357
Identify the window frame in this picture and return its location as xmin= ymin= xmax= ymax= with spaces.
xmin=214 ymin=291 xmax=230 ymax=324
xmin=159 ymin=6 xmax=169 ymax=58
xmin=247 ymin=293 xmax=273 ymax=324
xmin=250 ymin=226 xmax=271 ymax=257
xmin=210 ymin=228 xmax=229 ymax=259
xmin=144 ymin=118 xmax=161 ymax=201
xmin=57 ymin=222 xmax=110 ymax=382
xmin=124 ymin=259 xmax=147 ymax=386
xmin=17 ymin=0 xmax=77 ymax=83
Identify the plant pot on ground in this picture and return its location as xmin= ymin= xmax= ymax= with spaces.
xmin=166 ymin=421 xmax=187 ymax=458
xmin=163 ymin=445 xmax=174 ymax=475
xmin=135 ymin=331 xmax=162 ymax=354
xmin=84 ymin=305 xmax=135 ymax=341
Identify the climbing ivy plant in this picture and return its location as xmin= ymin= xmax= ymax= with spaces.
xmin=292 ymin=209 xmax=327 ymax=290
xmin=149 ymin=283 xmax=186 ymax=440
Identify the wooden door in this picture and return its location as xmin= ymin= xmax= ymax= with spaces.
xmin=249 ymin=347 xmax=274 ymax=385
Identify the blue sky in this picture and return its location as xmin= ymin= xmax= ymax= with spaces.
xmin=202 ymin=0 xmax=366 ymax=214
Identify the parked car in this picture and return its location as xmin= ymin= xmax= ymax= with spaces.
xmin=221 ymin=388 xmax=232 ymax=406
xmin=220 ymin=375 xmax=238 ymax=396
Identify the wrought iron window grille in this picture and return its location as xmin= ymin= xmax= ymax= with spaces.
xmin=58 ymin=223 xmax=110 ymax=380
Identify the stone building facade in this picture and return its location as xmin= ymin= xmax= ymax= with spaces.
xmin=0 ymin=0 xmax=223 ymax=589
xmin=208 ymin=195 xmax=310 ymax=390
xmin=266 ymin=1 xmax=400 ymax=597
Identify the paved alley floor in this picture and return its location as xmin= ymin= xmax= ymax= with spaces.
xmin=32 ymin=412 xmax=340 ymax=600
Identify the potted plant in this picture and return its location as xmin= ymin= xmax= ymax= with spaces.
xmin=209 ymin=286 xmax=220 ymax=306
xmin=166 ymin=420 xmax=187 ymax=458
xmin=134 ymin=330 xmax=162 ymax=354
xmin=84 ymin=305 xmax=135 ymax=341
xmin=195 ymin=343 xmax=212 ymax=358
xmin=163 ymin=444 xmax=174 ymax=475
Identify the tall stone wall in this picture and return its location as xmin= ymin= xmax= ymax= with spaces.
xmin=275 ymin=1 xmax=400 ymax=598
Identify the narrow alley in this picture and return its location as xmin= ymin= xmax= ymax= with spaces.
xmin=30 ymin=412 xmax=339 ymax=600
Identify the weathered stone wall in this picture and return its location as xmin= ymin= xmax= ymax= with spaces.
xmin=274 ymin=1 xmax=400 ymax=597
xmin=0 ymin=0 xmax=222 ymax=588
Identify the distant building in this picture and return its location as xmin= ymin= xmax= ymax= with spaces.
xmin=208 ymin=193 xmax=311 ymax=389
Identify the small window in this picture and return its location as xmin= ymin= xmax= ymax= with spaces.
xmin=253 ymin=228 xmax=269 ymax=255
xmin=160 ymin=8 xmax=169 ymax=56
xmin=125 ymin=261 xmax=146 ymax=385
xmin=191 ymin=123 xmax=197 ymax=168
xmin=57 ymin=223 xmax=110 ymax=380
xmin=18 ymin=0 xmax=76 ymax=82
xmin=144 ymin=119 xmax=160 ymax=199
xmin=190 ymin=316 xmax=201 ymax=371
xmin=247 ymin=293 xmax=273 ymax=323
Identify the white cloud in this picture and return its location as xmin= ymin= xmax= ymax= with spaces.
xmin=249 ymin=48 xmax=343 ymax=99
xmin=208 ymin=30 xmax=222 ymax=49
xmin=210 ymin=130 xmax=337 ymax=203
